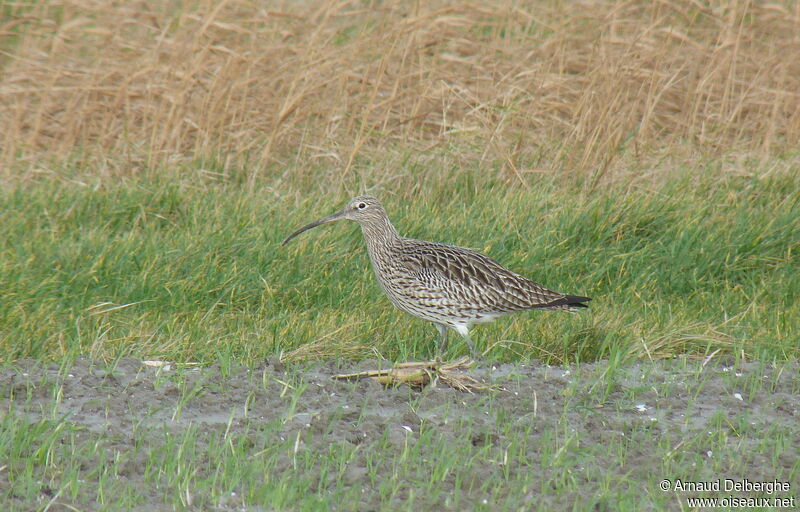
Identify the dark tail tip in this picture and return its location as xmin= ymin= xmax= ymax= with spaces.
xmin=564 ymin=295 xmax=591 ymax=308
xmin=536 ymin=295 xmax=591 ymax=310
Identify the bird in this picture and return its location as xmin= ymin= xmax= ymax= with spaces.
xmin=282 ymin=195 xmax=590 ymax=356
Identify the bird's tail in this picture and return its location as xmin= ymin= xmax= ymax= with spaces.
xmin=535 ymin=295 xmax=591 ymax=311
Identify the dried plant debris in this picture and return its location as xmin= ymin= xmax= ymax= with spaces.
xmin=333 ymin=357 xmax=489 ymax=392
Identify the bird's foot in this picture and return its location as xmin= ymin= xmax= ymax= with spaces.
xmin=463 ymin=340 xmax=484 ymax=364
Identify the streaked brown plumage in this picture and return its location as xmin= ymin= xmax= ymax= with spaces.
xmin=282 ymin=195 xmax=590 ymax=355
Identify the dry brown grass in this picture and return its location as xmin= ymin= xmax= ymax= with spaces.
xmin=2 ymin=0 xmax=799 ymax=183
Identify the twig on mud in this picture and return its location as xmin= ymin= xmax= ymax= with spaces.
xmin=333 ymin=357 xmax=489 ymax=393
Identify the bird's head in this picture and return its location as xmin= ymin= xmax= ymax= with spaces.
xmin=281 ymin=195 xmax=386 ymax=245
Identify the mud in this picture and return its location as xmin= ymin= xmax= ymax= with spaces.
xmin=2 ymin=357 xmax=798 ymax=510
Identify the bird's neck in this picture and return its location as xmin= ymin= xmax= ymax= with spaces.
xmin=361 ymin=215 xmax=400 ymax=255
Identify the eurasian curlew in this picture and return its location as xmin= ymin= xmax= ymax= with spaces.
xmin=282 ymin=195 xmax=590 ymax=356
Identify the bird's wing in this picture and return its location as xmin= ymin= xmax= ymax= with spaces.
xmin=395 ymin=240 xmax=567 ymax=311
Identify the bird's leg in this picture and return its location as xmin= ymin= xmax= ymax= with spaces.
xmin=462 ymin=332 xmax=478 ymax=360
xmin=435 ymin=323 xmax=448 ymax=357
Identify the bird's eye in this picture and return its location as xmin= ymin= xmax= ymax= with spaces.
xmin=357 ymin=202 xmax=367 ymax=210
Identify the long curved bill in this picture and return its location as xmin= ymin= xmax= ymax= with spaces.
xmin=281 ymin=211 xmax=346 ymax=246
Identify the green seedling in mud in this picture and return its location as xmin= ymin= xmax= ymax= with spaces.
xmin=172 ymin=374 xmax=207 ymax=422
xmin=2 ymin=358 xmax=798 ymax=510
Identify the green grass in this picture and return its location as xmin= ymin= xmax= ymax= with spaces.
xmin=1 ymin=164 xmax=798 ymax=364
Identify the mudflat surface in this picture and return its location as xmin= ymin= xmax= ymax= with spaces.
xmin=2 ymin=357 xmax=798 ymax=510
